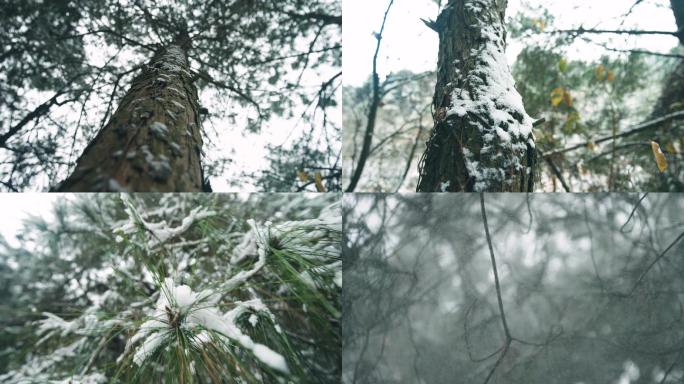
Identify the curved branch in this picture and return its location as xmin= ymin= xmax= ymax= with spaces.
xmin=480 ymin=193 xmax=513 ymax=384
xmin=345 ymin=0 xmax=394 ymax=192
xmin=546 ymin=27 xmax=680 ymax=37
xmin=543 ymin=110 xmax=684 ymax=158
xmin=630 ymin=230 xmax=684 ymax=295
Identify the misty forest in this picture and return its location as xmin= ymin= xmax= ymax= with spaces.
xmin=343 ymin=0 xmax=684 ymax=192
xmin=343 ymin=193 xmax=684 ymax=383
xmin=0 ymin=0 xmax=341 ymax=192
xmin=0 ymin=193 xmax=341 ymax=383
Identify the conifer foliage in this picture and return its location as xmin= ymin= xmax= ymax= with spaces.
xmin=0 ymin=0 xmax=341 ymax=191
xmin=0 ymin=193 xmax=341 ymax=383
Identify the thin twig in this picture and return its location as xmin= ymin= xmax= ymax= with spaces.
xmin=546 ymin=27 xmax=679 ymax=37
xmin=544 ymin=110 xmax=684 ymax=158
xmin=345 ymin=0 xmax=395 ymax=192
xmin=480 ymin=193 xmax=513 ymax=384
xmin=630 ymin=231 xmax=684 ymax=295
xmin=620 ymin=193 xmax=649 ymax=233
xmin=544 ymin=157 xmax=571 ymax=192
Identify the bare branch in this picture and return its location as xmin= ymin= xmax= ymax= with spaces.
xmin=480 ymin=193 xmax=514 ymax=384
xmin=543 ymin=110 xmax=684 ymax=158
xmin=546 ymin=27 xmax=680 ymax=37
xmin=630 ymin=230 xmax=684 ymax=295
xmin=346 ymin=0 xmax=395 ymax=192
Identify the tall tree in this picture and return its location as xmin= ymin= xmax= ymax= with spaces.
xmin=57 ymin=32 xmax=205 ymax=192
xmin=0 ymin=0 xmax=341 ymax=191
xmin=416 ymin=0 xmax=536 ymax=192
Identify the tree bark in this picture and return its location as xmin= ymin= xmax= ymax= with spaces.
xmin=416 ymin=0 xmax=535 ymax=192
xmin=56 ymin=33 xmax=206 ymax=192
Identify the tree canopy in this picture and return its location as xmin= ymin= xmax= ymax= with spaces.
xmin=342 ymin=0 xmax=683 ymax=192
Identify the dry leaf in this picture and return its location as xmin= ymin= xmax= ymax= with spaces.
xmin=314 ymin=172 xmax=326 ymax=192
xmin=651 ymin=141 xmax=668 ymax=172
xmin=563 ymin=90 xmax=573 ymax=107
xmin=550 ymin=87 xmax=564 ymax=107
xmin=665 ymin=142 xmax=679 ymax=154
xmin=595 ymin=65 xmax=606 ymax=80
xmin=297 ymin=171 xmax=309 ymax=182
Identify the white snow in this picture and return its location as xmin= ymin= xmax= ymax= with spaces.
xmin=252 ymin=344 xmax=289 ymax=373
xmin=146 ymin=206 xmax=216 ymax=246
xmin=170 ymin=100 xmax=186 ymax=110
xmin=107 ymin=179 xmax=128 ymax=192
xmin=248 ymin=314 xmax=258 ymax=327
xmin=444 ymin=3 xmax=534 ymax=189
xmin=150 ymin=121 xmax=168 ymax=138
xmin=132 ymin=330 xmax=165 ymax=366
xmin=115 ymin=195 xmax=216 ymax=247
xmin=36 ymin=313 xmax=79 ymax=340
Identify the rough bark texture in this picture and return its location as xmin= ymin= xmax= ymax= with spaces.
xmin=417 ymin=0 xmax=535 ymax=192
xmin=56 ymin=35 xmax=205 ymax=192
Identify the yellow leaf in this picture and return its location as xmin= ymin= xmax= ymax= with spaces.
xmin=313 ymin=172 xmax=326 ymax=192
xmin=577 ymin=163 xmax=588 ymax=176
xmin=550 ymin=87 xmax=564 ymax=107
xmin=606 ymin=70 xmax=615 ymax=81
xmin=563 ymin=90 xmax=573 ymax=107
xmin=587 ymin=141 xmax=596 ymax=151
xmin=297 ymin=171 xmax=309 ymax=182
xmin=559 ymin=58 xmax=568 ymax=72
xmin=531 ymin=18 xmax=545 ymax=31
xmin=595 ymin=65 xmax=606 ymax=80
xmin=651 ymin=141 xmax=668 ymax=172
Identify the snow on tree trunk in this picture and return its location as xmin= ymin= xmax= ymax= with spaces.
xmin=416 ymin=0 xmax=536 ymax=192
xmin=56 ymin=35 xmax=205 ymax=192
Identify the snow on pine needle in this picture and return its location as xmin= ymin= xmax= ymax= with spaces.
xmin=0 ymin=194 xmax=341 ymax=384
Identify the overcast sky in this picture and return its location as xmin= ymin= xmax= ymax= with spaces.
xmin=343 ymin=0 xmax=678 ymax=86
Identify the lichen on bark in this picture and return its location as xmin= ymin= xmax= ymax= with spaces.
xmin=56 ymin=36 xmax=205 ymax=192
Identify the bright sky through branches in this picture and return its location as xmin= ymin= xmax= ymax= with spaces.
xmin=343 ymin=0 xmax=678 ymax=86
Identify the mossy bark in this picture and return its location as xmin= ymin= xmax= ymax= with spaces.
xmin=417 ymin=0 xmax=535 ymax=192
xmin=56 ymin=36 xmax=205 ymax=192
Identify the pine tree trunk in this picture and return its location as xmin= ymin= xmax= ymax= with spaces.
xmin=56 ymin=34 xmax=205 ymax=192
xmin=416 ymin=0 xmax=535 ymax=192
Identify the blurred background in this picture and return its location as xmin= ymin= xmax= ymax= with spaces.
xmin=343 ymin=193 xmax=684 ymax=383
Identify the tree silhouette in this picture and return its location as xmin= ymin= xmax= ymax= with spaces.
xmin=0 ymin=0 xmax=340 ymax=191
